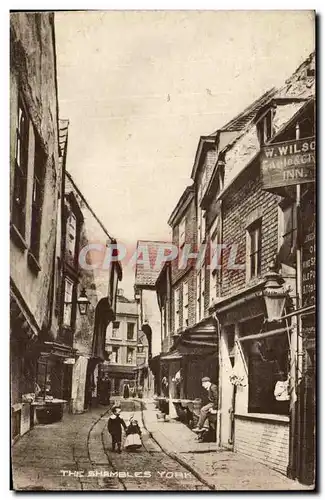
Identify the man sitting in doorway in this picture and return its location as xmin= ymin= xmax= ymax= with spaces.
xmin=192 ymin=377 xmax=218 ymax=433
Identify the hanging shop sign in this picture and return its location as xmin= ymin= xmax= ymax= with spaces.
xmin=63 ymin=358 xmax=76 ymax=365
xmin=261 ymin=136 xmax=315 ymax=190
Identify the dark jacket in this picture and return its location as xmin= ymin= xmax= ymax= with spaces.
xmin=207 ymin=383 xmax=219 ymax=409
xmin=107 ymin=415 xmax=127 ymax=437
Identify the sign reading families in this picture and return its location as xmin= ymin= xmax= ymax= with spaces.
xmin=261 ymin=137 xmax=315 ymax=190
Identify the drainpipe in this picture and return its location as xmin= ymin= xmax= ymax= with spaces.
xmin=213 ymin=313 xmax=222 ymax=448
xmin=288 ymin=122 xmax=303 ymax=480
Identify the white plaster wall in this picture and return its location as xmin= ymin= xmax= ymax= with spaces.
xmin=142 ymin=289 xmax=162 ymax=357
xmin=219 ymin=331 xmax=235 ymax=446
xmin=71 ymin=356 xmax=88 ymax=414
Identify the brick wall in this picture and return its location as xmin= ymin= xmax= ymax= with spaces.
xmin=171 ymin=196 xmax=197 ymax=285
xmin=171 ymin=194 xmax=199 ymax=333
xmin=171 ymin=268 xmax=197 ymax=334
xmin=234 ymin=416 xmax=289 ymax=475
xmin=221 ymin=161 xmax=279 ymax=297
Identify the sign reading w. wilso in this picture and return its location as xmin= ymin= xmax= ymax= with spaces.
xmin=261 ymin=137 xmax=315 ymax=189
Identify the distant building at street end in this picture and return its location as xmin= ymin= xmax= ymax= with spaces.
xmin=103 ymin=289 xmax=144 ymax=397
xmin=134 ymin=240 xmax=169 ymax=396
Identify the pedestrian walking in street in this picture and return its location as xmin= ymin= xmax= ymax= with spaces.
xmin=107 ymin=406 xmax=127 ymax=453
xmin=192 ymin=377 xmax=218 ymax=433
xmin=123 ymin=383 xmax=130 ymax=399
xmin=124 ymin=416 xmax=142 ymax=451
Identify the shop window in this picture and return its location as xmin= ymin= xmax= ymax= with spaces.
xmin=179 ymin=217 xmax=186 ymax=248
xmin=12 ymin=97 xmax=30 ymax=237
xmin=246 ymin=219 xmax=262 ymax=281
xmin=226 ymin=325 xmax=235 ymax=368
xmin=127 ymin=322 xmax=135 ymax=340
xmin=111 ymin=347 xmax=119 ymax=363
xmin=63 ymin=277 xmax=74 ymax=327
xmin=183 ymin=281 xmax=189 ymax=327
xmin=127 ymin=348 xmax=134 ymax=364
xmin=278 ymin=200 xmax=297 ymax=268
xmin=174 ymin=287 xmax=181 ymax=331
xmin=241 ymin=318 xmax=289 ymax=415
xmin=29 ymin=137 xmax=46 ymax=262
xmin=112 ymin=321 xmax=120 ymax=338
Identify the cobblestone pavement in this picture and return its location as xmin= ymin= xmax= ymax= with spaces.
xmin=11 ymin=400 xmax=209 ymax=491
xmin=12 ymin=399 xmax=310 ymax=491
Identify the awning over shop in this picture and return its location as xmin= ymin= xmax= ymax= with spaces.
xmin=161 ymin=342 xmax=217 ymax=362
xmin=162 ymin=316 xmax=218 ymax=362
xmin=102 ymin=364 xmax=136 ymax=375
xmin=39 ymin=341 xmax=77 ymax=359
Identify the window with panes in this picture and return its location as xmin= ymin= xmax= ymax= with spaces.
xmin=278 ymin=201 xmax=297 ymax=267
xmin=12 ymin=97 xmax=29 ymax=236
xmin=183 ymin=281 xmax=189 ymax=327
xmin=127 ymin=322 xmax=135 ymax=340
xmin=247 ymin=219 xmax=262 ymax=280
xmin=30 ymin=138 xmax=46 ymax=260
xmin=66 ymin=212 xmax=77 ymax=260
xmin=63 ymin=277 xmax=74 ymax=327
xmin=174 ymin=288 xmax=181 ymax=331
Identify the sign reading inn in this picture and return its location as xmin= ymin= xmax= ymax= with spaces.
xmin=261 ymin=137 xmax=315 ymax=190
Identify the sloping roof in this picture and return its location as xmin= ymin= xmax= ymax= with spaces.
xmin=191 ymin=88 xmax=277 ymax=181
xmin=215 ymin=88 xmax=277 ymax=134
xmin=276 ymin=51 xmax=315 ymax=100
xmin=59 ymin=119 xmax=69 ymax=158
xmin=168 ymin=185 xmax=195 ymax=227
xmin=135 ymin=240 xmax=170 ymax=287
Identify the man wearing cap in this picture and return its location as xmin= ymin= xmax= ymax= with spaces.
xmin=192 ymin=377 xmax=218 ymax=433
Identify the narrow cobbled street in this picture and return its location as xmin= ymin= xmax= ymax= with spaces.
xmin=12 ymin=400 xmax=209 ymax=491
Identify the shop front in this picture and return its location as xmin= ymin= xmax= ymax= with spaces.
xmin=160 ymin=317 xmax=219 ymax=429
xmin=33 ymin=341 xmax=77 ymax=424
xmin=10 ymin=292 xmax=39 ymax=442
xmin=215 ymin=279 xmax=294 ymax=475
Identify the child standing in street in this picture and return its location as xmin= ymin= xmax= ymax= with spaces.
xmin=107 ymin=406 xmax=127 ymax=453
xmin=124 ymin=417 xmax=142 ymax=451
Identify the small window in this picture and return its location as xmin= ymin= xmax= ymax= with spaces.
xmin=226 ymin=325 xmax=236 ymax=368
xmin=127 ymin=322 xmax=135 ymax=340
xmin=127 ymin=348 xmax=134 ymax=364
xmin=112 ymin=321 xmax=120 ymax=338
xmin=111 ymin=347 xmax=119 ymax=363
xmin=63 ymin=277 xmax=74 ymax=327
xmin=30 ymin=138 xmax=46 ymax=260
xmin=174 ymin=288 xmax=180 ymax=331
xmin=257 ymin=110 xmax=273 ymax=146
xmin=247 ymin=219 xmax=262 ymax=280
xmin=197 ymin=206 xmax=206 ymax=246
xmin=12 ymin=97 xmax=30 ymax=236
xmin=183 ymin=281 xmax=189 ymax=327
xmin=196 ymin=267 xmax=205 ymax=322
xmin=210 ymin=217 xmax=221 ymax=299
xmin=179 ymin=217 xmax=186 ymax=248
xmin=278 ymin=202 xmax=297 ymax=268
xmin=66 ymin=212 xmax=77 ymax=259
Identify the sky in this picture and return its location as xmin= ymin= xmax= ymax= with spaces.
xmin=54 ymin=10 xmax=315 ymax=298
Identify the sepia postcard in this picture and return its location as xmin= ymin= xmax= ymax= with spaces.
xmin=10 ymin=10 xmax=316 ymax=491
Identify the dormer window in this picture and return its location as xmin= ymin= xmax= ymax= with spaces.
xmin=256 ymin=109 xmax=274 ymax=146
